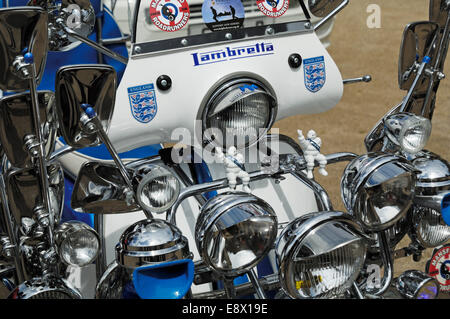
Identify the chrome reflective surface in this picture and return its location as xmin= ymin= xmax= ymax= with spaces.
xmin=395 ymin=270 xmax=439 ymax=299
xmin=412 ymin=150 xmax=450 ymax=194
xmin=71 ymin=161 xmax=140 ymax=214
xmin=116 ymin=219 xmax=191 ymax=269
xmin=0 ymin=91 xmax=57 ymax=168
xmin=201 ymin=78 xmax=277 ymax=149
xmin=5 ymin=163 xmax=64 ymax=226
xmin=308 ymin=0 xmax=346 ymax=17
xmin=55 ymin=64 xmax=117 ymax=149
xmin=383 ymin=112 xmax=431 ymax=155
xmin=275 ymin=211 xmax=368 ymax=299
xmin=95 ymin=261 xmax=131 ymax=299
xmin=430 ymin=0 xmax=450 ymax=29
xmin=195 ymin=192 xmax=277 ymax=277
xmin=398 ymin=21 xmax=439 ymax=91
xmin=54 ymin=220 xmax=100 ymax=267
xmin=28 ymin=0 xmax=95 ymax=51
xmin=341 ymin=153 xmax=416 ymax=232
xmin=0 ymin=7 xmax=48 ymax=91
xmin=132 ymin=164 xmax=180 ymax=214
xmin=410 ymin=205 xmax=450 ymax=247
xmin=8 ymin=274 xmax=82 ymax=299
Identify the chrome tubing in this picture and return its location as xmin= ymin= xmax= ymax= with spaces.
xmin=62 ymin=25 xmax=128 ymax=64
xmin=192 ymin=274 xmax=280 ymax=299
xmin=366 ymin=231 xmax=394 ymax=296
xmin=313 ymin=0 xmax=349 ymax=31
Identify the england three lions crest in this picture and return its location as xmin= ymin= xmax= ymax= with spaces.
xmin=128 ymin=84 xmax=158 ymax=124
xmin=303 ymin=56 xmax=326 ymax=93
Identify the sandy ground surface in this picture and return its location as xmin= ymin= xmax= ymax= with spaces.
xmin=274 ymin=0 xmax=449 ymax=296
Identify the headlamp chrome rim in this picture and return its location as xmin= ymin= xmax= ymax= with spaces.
xmin=8 ymin=275 xmax=82 ymax=299
xmin=275 ymin=211 xmax=369 ymax=299
xmin=383 ymin=112 xmax=432 ymax=155
xmin=201 ymin=77 xmax=278 ymax=150
xmin=341 ymin=152 xmax=417 ymax=232
xmin=195 ymin=191 xmax=278 ymax=277
xmin=133 ymin=164 xmax=181 ymax=214
xmin=54 ymin=220 xmax=100 ymax=267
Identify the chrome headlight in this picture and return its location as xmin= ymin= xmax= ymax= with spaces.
xmin=202 ymin=78 xmax=277 ymax=149
xmin=116 ymin=219 xmax=191 ymax=269
xmin=275 ymin=211 xmax=368 ymax=299
xmin=341 ymin=153 xmax=416 ymax=232
xmin=8 ymin=275 xmax=82 ymax=299
xmin=55 ymin=221 xmax=100 ymax=267
xmin=384 ymin=112 xmax=431 ymax=154
xmin=133 ymin=165 xmax=180 ymax=214
xmin=396 ymin=270 xmax=439 ymax=299
xmin=195 ymin=192 xmax=277 ymax=277
xmin=409 ymin=151 xmax=450 ymax=247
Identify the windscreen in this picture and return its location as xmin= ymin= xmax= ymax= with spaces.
xmin=133 ymin=0 xmax=310 ymax=44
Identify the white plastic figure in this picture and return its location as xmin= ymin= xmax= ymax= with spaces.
xmin=215 ymin=146 xmax=251 ymax=193
xmin=297 ymin=129 xmax=328 ymax=179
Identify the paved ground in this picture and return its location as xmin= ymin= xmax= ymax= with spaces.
xmin=274 ymin=0 xmax=449 ymax=297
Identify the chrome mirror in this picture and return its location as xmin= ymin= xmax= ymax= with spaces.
xmin=5 ymin=164 xmax=64 ymax=227
xmin=55 ymin=64 xmax=117 ymax=149
xmin=71 ymin=162 xmax=139 ymax=214
xmin=398 ymin=21 xmax=439 ymax=91
xmin=0 ymin=91 xmax=57 ymax=168
xmin=0 ymin=7 xmax=48 ymax=92
xmin=308 ymin=0 xmax=346 ymax=17
xmin=430 ymin=0 xmax=450 ymax=29
xmin=28 ymin=0 xmax=95 ymax=51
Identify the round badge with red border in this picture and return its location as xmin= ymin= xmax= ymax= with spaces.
xmin=426 ymin=244 xmax=450 ymax=292
xmin=256 ymin=0 xmax=289 ymax=18
xmin=149 ymin=0 xmax=190 ymax=32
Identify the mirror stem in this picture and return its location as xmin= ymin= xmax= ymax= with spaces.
xmin=313 ymin=0 xmax=349 ymax=31
xmin=81 ymin=106 xmax=153 ymax=219
xmin=28 ymin=59 xmax=57 ymax=254
xmin=62 ymin=25 xmax=128 ymax=65
xmin=248 ymin=268 xmax=267 ymax=299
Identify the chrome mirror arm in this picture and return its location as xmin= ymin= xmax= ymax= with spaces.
xmin=59 ymin=22 xmax=128 ymax=64
xmin=313 ymin=0 xmax=349 ymax=31
xmin=343 ymin=75 xmax=372 ymax=85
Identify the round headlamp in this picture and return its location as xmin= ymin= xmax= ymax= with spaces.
xmin=395 ymin=270 xmax=439 ymax=299
xmin=116 ymin=219 xmax=190 ymax=269
xmin=384 ymin=112 xmax=431 ymax=154
xmin=275 ymin=211 xmax=368 ymax=299
xmin=195 ymin=192 xmax=277 ymax=277
xmin=409 ymin=151 xmax=450 ymax=247
xmin=54 ymin=221 xmax=100 ymax=267
xmin=8 ymin=275 xmax=82 ymax=299
xmin=202 ymin=78 xmax=277 ymax=149
xmin=341 ymin=153 xmax=416 ymax=232
xmin=133 ymin=165 xmax=180 ymax=214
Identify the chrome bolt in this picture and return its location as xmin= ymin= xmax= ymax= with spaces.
xmin=265 ymin=26 xmax=274 ymax=35
xmin=134 ymin=45 xmax=142 ymax=54
xmin=304 ymin=22 xmax=311 ymax=29
xmin=437 ymin=72 xmax=445 ymax=80
xmin=225 ymin=33 xmax=232 ymax=40
xmin=181 ymin=38 xmax=188 ymax=46
xmin=21 ymin=217 xmax=36 ymax=236
xmin=125 ymin=189 xmax=135 ymax=206
xmin=33 ymin=206 xmax=50 ymax=228
xmin=0 ymin=236 xmax=14 ymax=258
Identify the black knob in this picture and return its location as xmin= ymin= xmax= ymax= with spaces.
xmin=156 ymin=75 xmax=172 ymax=91
xmin=288 ymin=54 xmax=302 ymax=69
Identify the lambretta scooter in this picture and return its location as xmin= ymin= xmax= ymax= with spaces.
xmin=0 ymin=0 xmax=448 ymax=300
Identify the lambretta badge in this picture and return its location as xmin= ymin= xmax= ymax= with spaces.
xmin=192 ymin=42 xmax=274 ymax=66
xmin=128 ymin=84 xmax=157 ymax=124
xmin=303 ymin=56 xmax=326 ymax=93
xmin=256 ymin=0 xmax=289 ymax=18
xmin=426 ymin=244 xmax=450 ymax=292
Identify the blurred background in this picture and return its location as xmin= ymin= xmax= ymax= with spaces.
xmin=275 ymin=0 xmax=450 ymax=286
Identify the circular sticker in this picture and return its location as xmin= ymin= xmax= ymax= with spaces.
xmin=256 ymin=0 xmax=289 ymax=18
xmin=149 ymin=0 xmax=190 ymax=32
xmin=202 ymin=0 xmax=245 ymax=32
xmin=426 ymin=244 xmax=450 ymax=292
